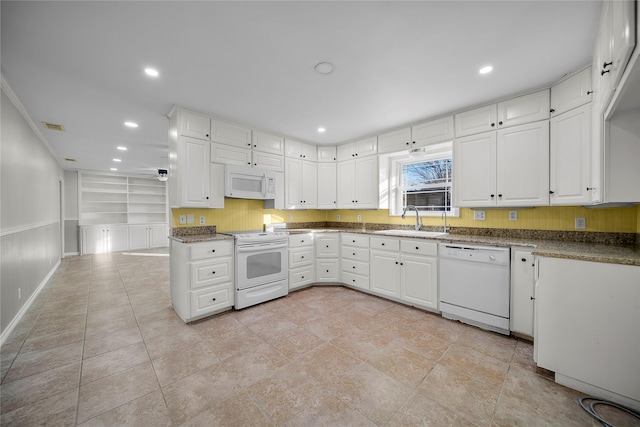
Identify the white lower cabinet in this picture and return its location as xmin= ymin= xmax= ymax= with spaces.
xmin=340 ymin=234 xmax=370 ymax=291
xmin=510 ymin=248 xmax=535 ymax=337
xmin=81 ymin=224 xmax=129 ymax=254
xmin=535 ymin=257 xmax=640 ymax=408
xmin=370 ymin=237 xmax=438 ymax=311
xmin=315 ymin=234 xmax=339 ymax=283
xmin=170 ymin=239 xmax=234 ymax=322
xmin=129 ymin=224 xmax=169 ymax=250
xmin=289 ymin=234 xmax=314 ymax=290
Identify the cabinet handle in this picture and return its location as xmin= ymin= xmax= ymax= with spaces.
xmin=206 ymin=196 xmax=209 ymax=200
xmin=530 ymin=296 xmax=535 ymax=300
xmin=586 ymin=187 xmax=595 ymax=191
xmin=416 ymin=246 xmax=419 ymax=250
xmin=602 ymin=61 xmax=612 ymax=69
xmin=550 ymin=108 xmax=555 ymax=113
xmin=601 ymin=69 xmax=611 ymax=76
xmin=301 ymin=276 xmax=305 ymax=279
xmin=355 ymin=153 xmax=358 ymax=156
xmin=206 ymin=134 xmax=210 ymax=138
xmin=247 ymin=162 xmax=251 ymax=165
xmin=326 ymin=269 xmax=329 ymax=272
xmin=212 ymin=297 xmax=216 ymax=301
xmin=490 ymin=194 xmax=495 ymax=198
xmin=381 ymin=243 xmax=385 ymax=246
xmin=212 ymin=271 xmax=216 ymax=274
xmin=491 ymin=123 xmax=495 ymax=127
xmin=405 ymin=142 xmax=410 ymax=145
xmin=301 ymin=256 xmax=305 ymax=259
xmin=521 ymin=258 xmax=527 ymax=262
xmin=353 ymin=252 xmax=356 ymax=256
xmin=352 ymin=266 xmax=356 ymax=269
xmin=352 ymin=279 xmax=356 ymax=283
xmin=395 ymin=261 xmax=399 ymax=264
xmin=412 ymin=141 xmax=416 ymax=145
xmin=400 ymin=262 xmax=404 ymax=266
xmin=498 ymin=121 xmax=503 ymax=125
xmin=587 ymin=91 xmax=593 ymax=95
xmin=211 ymin=249 xmax=216 ymax=253
xmin=326 ymin=245 xmax=329 ymax=248
xmin=253 ymin=144 xmax=257 ymax=148
xmin=498 ymin=194 xmax=503 ymax=198
xmin=549 ymin=190 xmax=555 ymax=194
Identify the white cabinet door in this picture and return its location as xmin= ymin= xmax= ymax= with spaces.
xmin=370 ymin=250 xmax=400 ymax=298
xmin=210 ymin=142 xmax=252 ymax=166
xmin=497 ymin=89 xmax=550 ymax=129
xmin=149 ymin=224 xmax=169 ymax=248
xmin=401 ymin=253 xmax=438 ymax=311
xmin=81 ymin=226 xmax=105 ymax=254
xmin=337 ymin=160 xmax=356 ymax=208
xmin=301 ymin=160 xmax=318 ymax=208
xmin=454 ymin=132 xmax=497 ymax=207
xmin=179 ymin=110 xmax=210 ymax=140
xmin=551 ymin=67 xmax=593 ymax=117
xmin=285 ymin=158 xmax=303 ymax=209
xmin=180 ymin=137 xmax=211 ymax=207
xmin=128 ymin=225 xmax=149 ymax=250
xmin=550 ymin=104 xmax=592 ymax=205
xmin=354 ymin=156 xmax=379 ymax=209
xmin=510 ymin=248 xmax=535 ymax=337
xmin=378 ymin=127 xmax=412 ymax=154
xmin=252 ymin=151 xmax=284 ymax=172
xmin=317 ymin=162 xmax=337 ymax=209
xmin=354 ymin=136 xmax=378 ymax=157
xmin=210 ymin=119 xmax=251 ymax=149
xmin=496 ymin=121 xmax=549 ymax=206
xmin=455 ymin=104 xmax=497 ymax=137
xmin=106 ymin=225 xmax=129 ymax=253
xmin=317 ymin=146 xmax=336 ymax=162
xmin=286 ymin=140 xmax=317 ymax=161
xmin=315 ymin=234 xmax=339 ymax=257
xmin=608 ymin=0 xmax=636 ymax=92
xmin=316 ymin=259 xmax=339 ymax=282
xmin=412 ymin=116 xmax=455 ymax=147
xmin=252 ymin=130 xmax=284 ymax=155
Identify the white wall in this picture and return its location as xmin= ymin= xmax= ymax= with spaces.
xmin=63 ymin=170 xmax=79 ymax=255
xmin=1 ymin=80 xmax=63 ymax=338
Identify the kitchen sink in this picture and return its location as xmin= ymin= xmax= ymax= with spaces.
xmin=372 ymin=230 xmax=449 ymax=238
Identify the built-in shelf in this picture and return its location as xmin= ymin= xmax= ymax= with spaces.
xmin=79 ymin=172 xmax=168 ymax=225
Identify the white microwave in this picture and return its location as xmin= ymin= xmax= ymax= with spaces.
xmin=224 ymin=165 xmax=276 ymax=200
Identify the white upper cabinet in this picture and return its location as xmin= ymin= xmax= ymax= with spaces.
xmin=284 ymin=158 xmax=317 ymax=209
xmin=337 ymin=156 xmax=378 ymax=209
xmin=176 ymin=136 xmax=211 ymax=208
xmin=317 ymin=146 xmax=337 ymax=162
xmin=550 ymin=103 xmax=592 ymax=205
xmin=285 ymin=139 xmax=318 ymax=161
xmin=337 ymin=136 xmax=377 ymax=161
xmin=551 ymin=67 xmax=593 ymax=117
xmin=179 ymin=109 xmax=211 ymax=140
xmin=455 ymin=90 xmax=550 ymax=138
xmin=252 ymin=130 xmax=285 ymax=155
xmin=454 ymin=121 xmax=549 ymax=207
xmin=210 ymin=142 xmax=251 ymax=167
xmin=412 ymin=116 xmax=455 ymax=147
xmin=317 ymin=162 xmax=337 ymax=209
xmin=210 ymin=119 xmax=252 ymax=149
xmin=378 ymin=127 xmax=412 ymax=154
xmin=252 ymin=151 xmax=285 ymax=172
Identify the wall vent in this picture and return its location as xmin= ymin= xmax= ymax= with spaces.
xmin=42 ymin=122 xmax=65 ymax=131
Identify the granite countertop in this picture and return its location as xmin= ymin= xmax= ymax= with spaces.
xmin=169 ymin=225 xmax=640 ymax=266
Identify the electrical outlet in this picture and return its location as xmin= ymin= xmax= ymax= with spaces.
xmin=289 ymin=215 xmax=294 ymax=222
xmin=575 ymin=217 xmax=586 ymax=229
xmin=509 ymin=210 xmax=518 ymax=221
xmin=336 ymin=214 xmax=341 ymax=221
xmin=187 ymin=214 xmax=194 ymax=224
xmin=199 ymin=216 xmax=205 ymax=225
xmin=179 ymin=214 xmax=186 ymax=224
xmin=473 ymin=210 xmax=486 ymax=221
xmin=357 ymin=215 xmax=362 ymax=221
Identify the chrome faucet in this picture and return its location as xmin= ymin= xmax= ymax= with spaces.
xmin=442 ymin=211 xmax=449 ymax=233
xmin=402 ymin=205 xmax=423 ymax=231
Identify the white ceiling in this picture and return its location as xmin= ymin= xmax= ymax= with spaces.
xmin=1 ymin=1 xmax=601 ymax=176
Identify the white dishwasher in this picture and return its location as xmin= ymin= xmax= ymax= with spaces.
xmin=439 ymin=243 xmax=511 ymax=335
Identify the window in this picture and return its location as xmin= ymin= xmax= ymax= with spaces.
xmin=386 ymin=142 xmax=458 ymax=217
xmin=401 ymin=158 xmax=452 ymax=212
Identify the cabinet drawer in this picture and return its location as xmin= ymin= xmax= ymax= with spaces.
xmin=189 ymin=240 xmax=233 ymax=261
xmin=190 ymin=257 xmax=233 ymax=289
xmin=190 ymin=285 xmax=233 ymax=318
xmin=370 ymin=237 xmax=400 ymax=251
xmin=315 ymin=235 xmax=339 ymax=257
xmin=342 ymin=247 xmax=369 ymax=262
xmin=289 ymin=234 xmax=313 ymax=247
xmin=341 ymin=271 xmax=370 ymax=291
xmin=316 ymin=259 xmax=339 ymax=282
xmin=289 ymin=247 xmax=313 ymax=268
xmin=400 ymin=240 xmax=438 ymax=257
xmin=341 ymin=234 xmax=369 ymax=248
xmin=289 ymin=265 xmax=315 ymax=289
xmin=341 ymin=259 xmax=369 ymax=276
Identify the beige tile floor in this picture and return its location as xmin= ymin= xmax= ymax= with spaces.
xmin=0 ymin=249 xmax=635 ymax=426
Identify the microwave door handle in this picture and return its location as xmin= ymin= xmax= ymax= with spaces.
xmin=237 ymin=242 xmax=288 ymax=253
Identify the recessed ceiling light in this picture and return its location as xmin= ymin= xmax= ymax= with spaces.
xmin=314 ymin=62 xmax=334 ymax=74
xmin=144 ymin=67 xmax=159 ymax=77
xmin=117 ymin=146 xmax=127 ymax=151
xmin=479 ymin=65 xmax=493 ymax=74
xmin=124 ymin=121 xmax=138 ymax=128
xmin=113 ymin=158 xmax=122 ymax=162
xmin=318 ymin=127 xmax=326 ymax=133
xmin=110 ymin=168 xmax=118 ymax=171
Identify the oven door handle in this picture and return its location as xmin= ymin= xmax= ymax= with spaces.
xmin=236 ymin=242 xmax=288 ymax=253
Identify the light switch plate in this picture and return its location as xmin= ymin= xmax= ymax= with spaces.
xmin=179 ymin=214 xmax=186 ymax=224
xmin=575 ymin=217 xmax=586 ymax=229
xmin=473 ymin=210 xmax=486 ymax=221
